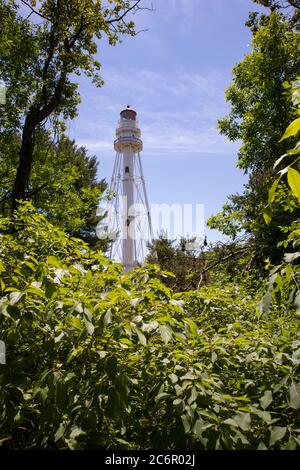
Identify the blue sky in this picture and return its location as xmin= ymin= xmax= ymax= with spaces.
xmin=67 ymin=0 xmax=265 ymax=243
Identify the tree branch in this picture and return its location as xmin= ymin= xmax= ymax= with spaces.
xmin=20 ymin=0 xmax=51 ymax=22
xmin=107 ymin=0 xmax=154 ymax=24
xmin=196 ymin=247 xmax=250 ymax=289
xmin=286 ymin=0 xmax=300 ymax=9
xmin=31 ymin=70 xmax=67 ymax=125
xmin=26 ymin=182 xmax=49 ymax=198
xmin=41 ymin=23 xmax=58 ymax=104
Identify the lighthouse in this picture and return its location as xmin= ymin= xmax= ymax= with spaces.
xmin=108 ymin=106 xmax=153 ymax=271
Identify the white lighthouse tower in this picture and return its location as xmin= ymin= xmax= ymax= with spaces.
xmin=108 ymin=106 xmax=153 ymax=271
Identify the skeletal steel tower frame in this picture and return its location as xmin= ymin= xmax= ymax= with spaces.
xmin=109 ymin=106 xmax=153 ymax=271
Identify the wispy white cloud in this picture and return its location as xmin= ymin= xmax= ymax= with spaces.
xmin=69 ymin=66 xmax=235 ymax=158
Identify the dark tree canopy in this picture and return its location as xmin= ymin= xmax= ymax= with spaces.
xmin=209 ymin=12 xmax=300 ymax=266
xmin=0 ymin=0 xmax=146 ymax=209
xmin=0 ymin=128 xmax=107 ymax=247
xmin=251 ymin=0 xmax=300 ymax=28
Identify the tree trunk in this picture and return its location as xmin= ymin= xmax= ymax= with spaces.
xmin=11 ymin=114 xmax=36 ymax=211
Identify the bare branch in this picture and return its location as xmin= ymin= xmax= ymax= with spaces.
xmin=107 ymin=0 xmax=154 ymax=24
xmin=26 ymin=182 xmax=49 ymax=198
xmin=107 ymin=0 xmax=140 ymax=24
xmin=132 ymin=2 xmax=155 ymax=14
xmin=135 ymin=28 xmax=149 ymax=35
xmin=196 ymin=247 xmax=250 ymax=289
xmin=20 ymin=0 xmax=51 ymax=22
xmin=287 ymin=0 xmax=300 ymax=9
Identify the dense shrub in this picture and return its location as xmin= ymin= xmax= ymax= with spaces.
xmin=0 ymin=203 xmax=299 ymax=449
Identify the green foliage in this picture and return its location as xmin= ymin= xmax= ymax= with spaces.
xmin=209 ymin=12 xmax=300 ymax=267
xmin=147 ymin=234 xmax=207 ymax=292
xmin=0 ymin=0 xmax=299 ymax=452
xmin=147 ymin=233 xmax=256 ymax=294
xmin=0 ymin=203 xmax=299 ymax=450
xmin=0 ymin=0 xmax=139 ymax=130
xmin=0 ymin=0 xmax=143 ymax=207
xmin=207 ymin=205 xmax=244 ymax=240
xmin=0 ymin=130 xmax=107 ymax=247
xmin=262 ymin=80 xmax=300 ymax=317
xmin=218 ymin=13 xmax=299 ymax=173
xmin=251 ymin=0 xmax=300 ymax=29
xmin=175 ymin=284 xmax=257 ymax=328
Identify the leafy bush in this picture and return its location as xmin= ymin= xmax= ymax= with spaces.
xmin=0 ymin=203 xmax=300 ymax=449
xmin=175 ymin=284 xmax=257 ymax=328
xmin=262 ymin=79 xmax=300 ymax=316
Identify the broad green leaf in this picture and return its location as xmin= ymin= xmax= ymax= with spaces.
xmin=119 ymin=338 xmax=133 ymax=346
xmin=96 ymin=350 xmax=107 ymax=359
xmin=54 ymin=423 xmax=66 ymax=442
xmin=69 ymin=317 xmax=83 ymax=330
xmin=185 ymin=319 xmax=198 ymax=337
xmin=269 ymin=426 xmax=287 ymax=447
xmin=159 ymin=324 xmax=173 ymax=344
xmin=287 ymin=382 xmax=300 ymax=410
xmin=155 ymin=392 xmax=170 ymax=403
xmin=38 ymin=386 xmax=49 ymax=403
xmin=193 ymin=419 xmax=204 ymax=437
xmin=14 ymin=410 xmax=22 ymax=424
xmin=84 ymin=318 xmax=94 ymax=335
xmin=162 ymin=271 xmax=176 ymax=278
xmin=257 ymin=410 xmax=272 ymax=425
xmin=170 ymin=299 xmax=185 ymax=311
xmin=45 ymin=282 xmax=57 ymax=299
xmin=273 ymin=375 xmax=289 ymax=393
xmin=268 ymin=179 xmax=280 ymax=204
xmin=65 ymin=427 xmax=86 ymax=450
xmin=66 ymin=346 xmax=83 ymax=364
xmin=9 ymin=291 xmax=24 ymax=305
xmin=187 ymin=387 xmax=198 ymax=405
xmin=260 ymin=390 xmax=273 ymax=410
xmin=133 ymin=326 xmax=147 ymax=345
xmin=47 ymin=255 xmax=62 ymax=267
xmin=181 ymin=414 xmax=191 ymax=433
xmin=169 ymin=373 xmax=178 ymax=384
xmin=173 ymin=398 xmax=185 ymax=414
xmin=280 ymin=117 xmax=300 ymax=141
xmin=26 ymin=285 xmax=45 ymax=298
xmin=130 ymin=298 xmax=140 ymax=308
xmin=263 ymin=206 xmax=272 ymax=225
xmin=224 ymin=418 xmax=238 ymax=428
xmin=233 ymin=412 xmax=251 ymax=431
xmin=25 ymin=261 xmax=37 ymax=272
xmin=102 ymin=309 xmax=113 ymax=326
xmin=257 ymin=442 xmax=268 ymax=450
xmin=287 ymin=168 xmax=300 ymax=202
xmin=284 ymin=439 xmax=297 ymax=450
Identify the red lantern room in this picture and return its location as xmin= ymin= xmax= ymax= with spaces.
xmin=120 ymin=105 xmax=137 ymax=121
